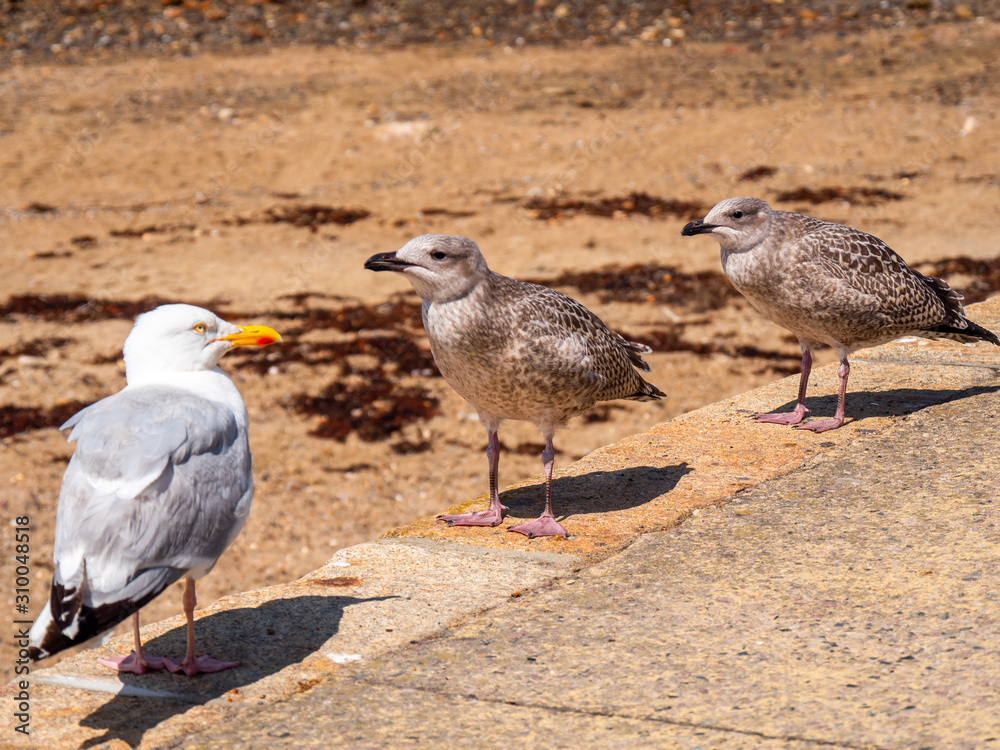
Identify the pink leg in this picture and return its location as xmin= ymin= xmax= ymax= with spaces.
xmin=757 ymin=348 xmax=812 ymax=426
xmin=97 ymin=613 xmax=167 ymax=674
xmin=163 ymin=578 xmax=240 ymax=676
xmin=796 ymin=357 xmax=849 ymax=432
xmin=510 ymin=437 xmax=568 ymax=539
xmin=439 ymin=430 xmax=506 ymax=527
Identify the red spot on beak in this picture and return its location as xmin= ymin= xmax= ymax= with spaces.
xmin=257 ymin=337 xmax=275 ymax=346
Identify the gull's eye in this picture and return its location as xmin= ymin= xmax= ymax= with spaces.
xmin=193 ymin=323 xmax=207 ymax=334
xmin=430 ymin=250 xmax=447 ymax=261
xmin=732 ymin=210 xmax=744 ymax=219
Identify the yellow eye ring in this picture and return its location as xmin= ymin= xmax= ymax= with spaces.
xmin=193 ymin=323 xmax=207 ymax=334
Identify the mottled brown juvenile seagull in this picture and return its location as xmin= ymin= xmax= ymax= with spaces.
xmin=365 ymin=234 xmax=664 ymax=538
xmin=682 ymin=197 xmax=999 ymax=431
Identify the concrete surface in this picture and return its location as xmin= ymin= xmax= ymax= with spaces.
xmin=6 ymin=297 xmax=1000 ymax=750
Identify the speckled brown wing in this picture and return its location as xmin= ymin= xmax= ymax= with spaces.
xmin=500 ymin=278 xmax=664 ymax=404
xmin=801 ymin=222 xmax=957 ymax=333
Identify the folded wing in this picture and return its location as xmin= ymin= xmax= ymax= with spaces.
xmin=30 ymin=386 xmax=252 ymax=659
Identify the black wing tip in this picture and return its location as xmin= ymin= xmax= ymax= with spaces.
xmin=31 ymin=597 xmax=82 ymax=661
xmin=628 ymin=381 xmax=666 ymax=402
xmin=35 ymin=597 xmax=143 ymax=660
xmin=928 ymin=320 xmax=1000 ymax=346
xmin=32 ymin=626 xmax=74 ymax=661
xmin=37 ymin=569 xmax=173 ymax=660
xmin=919 ymin=273 xmax=999 ymax=345
xmin=966 ymin=320 xmax=1000 ymax=345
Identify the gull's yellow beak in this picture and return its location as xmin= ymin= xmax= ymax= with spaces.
xmin=218 ymin=325 xmax=282 ymax=348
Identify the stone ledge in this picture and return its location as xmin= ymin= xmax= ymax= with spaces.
xmin=7 ymin=296 xmax=999 ymax=750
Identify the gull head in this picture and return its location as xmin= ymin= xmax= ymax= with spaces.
xmin=123 ymin=304 xmax=281 ymax=383
xmin=364 ymin=234 xmax=490 ymax=304
xmin=681 ymin=196 xmax=772 ymax=253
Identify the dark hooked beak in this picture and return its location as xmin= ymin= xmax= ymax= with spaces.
xmin=680 ymin=219 xmax=717 ymax=236
xmin=364 ymin=251 xmax=413 ymax=272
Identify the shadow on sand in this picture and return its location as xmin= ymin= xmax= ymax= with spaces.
xmin=78 ymin=594 xmax=394 ymax=749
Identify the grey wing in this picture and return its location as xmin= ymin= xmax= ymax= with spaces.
xmin=803 ymin=224 xmax=952 ymax=330
xmin=39 ymin=386 xmax=251 ymax=656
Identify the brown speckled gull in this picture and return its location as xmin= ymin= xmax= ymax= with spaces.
xmin=682 ymin=196 xmax=999 ymax=432
xmin=365 ymin=234 xmax=664 ymax=538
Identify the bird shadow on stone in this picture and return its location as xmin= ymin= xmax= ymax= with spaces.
xmin=498 ymin=462 xmax=692 ymax=521
xmin=760 ymin=384 xmax=1000 ymax=426
xmin=77 ymin=594 xmax=395 ymax=749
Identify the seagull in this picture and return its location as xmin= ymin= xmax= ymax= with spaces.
xmin=365 ymin=234 xmax=664 ymax=538
xmin=28 ymin=304 xmax=281 ymax=675
xmin=682 ymin=196 xmax=999 ymax=431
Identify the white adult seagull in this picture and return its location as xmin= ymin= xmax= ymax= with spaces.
xmin=28 ymin=304 xmax=280 ymax=675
